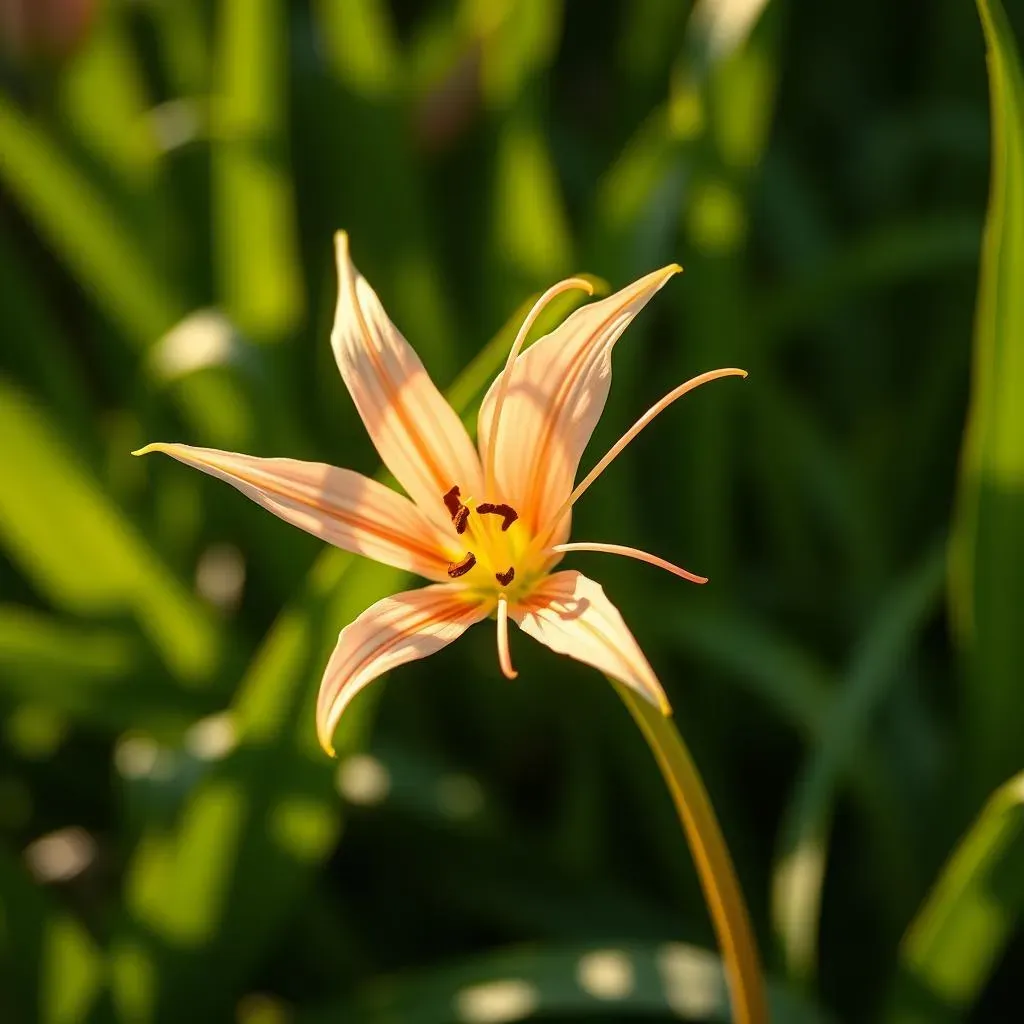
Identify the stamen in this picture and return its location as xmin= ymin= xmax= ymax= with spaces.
xmin=443 ymin=485 xmax=472 ymax=534
xmin=495 ymin=566 xmax=515 ymax=586
xmin=447 ymin=552 xmax=477 ymax=578
xmin=496 ymin=594 xmax=517 ymax=679
xmin=442 ymin=485 xmax=462 ymax=518
xmin=484 ymin=276 xmax=595 ymax=492
xmin=477 ymin=502 xmax=519 ymax=531
xmin=537 ymin=367 xmax=748 ymax=546
xmin=549 ymin=542 xmax=708 ymax=584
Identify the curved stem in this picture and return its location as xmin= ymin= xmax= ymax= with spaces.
xmin=612 ymin=679 xmax=768 ymax=1024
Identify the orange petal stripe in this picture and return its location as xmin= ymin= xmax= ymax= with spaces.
xmin=133 ymin=443 xmax=453 ymax=580
xmin=317 ymin=586 xmax=488 ymax=755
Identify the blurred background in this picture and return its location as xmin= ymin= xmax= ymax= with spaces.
xmin=2 ymin=0 xmax=1023 ymax=1021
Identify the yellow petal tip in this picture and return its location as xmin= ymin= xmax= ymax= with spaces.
xmin=317 ymin=723 xmax=337 ymax=759
xmin=131 ymin=444 xmax=159 ymax=457
xmin=669 ymin=262 xmax=684 ymax=275
xmin=334 ymin=230 xmax=350 ymax=263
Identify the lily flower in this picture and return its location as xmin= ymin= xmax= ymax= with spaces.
xmin=135 ymin=233 xmax=745 ymax=756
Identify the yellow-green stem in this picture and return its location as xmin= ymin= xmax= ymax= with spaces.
xmin=613 ymin=679 xmax=768 ymax=1024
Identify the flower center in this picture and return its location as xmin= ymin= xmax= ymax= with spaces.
xmin=442 ymin=486 xmax=538 ymax=600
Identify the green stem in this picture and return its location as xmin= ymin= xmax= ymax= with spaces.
xmin=613 ymin=679 xmax=768 ymax=1024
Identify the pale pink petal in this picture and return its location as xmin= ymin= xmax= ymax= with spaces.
xmin=317 ymin=586 xmax=489 ymax=754
xmin=481 ymin=275 xmax=593 ymax=492
xmin=511 ymin=570 xmax=671 ymax=713
xmin=477 ymin=264 xmax=680 ymax=540
xmin=133 ymin=443 xmax=454 ymax=581
xmin=331 ymin=232 xmax=483 ymax=528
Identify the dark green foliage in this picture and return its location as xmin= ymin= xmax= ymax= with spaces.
xmin=1 ymin=0 xmax=1022 ymax=1020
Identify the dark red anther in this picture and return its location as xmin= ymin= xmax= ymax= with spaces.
xmin=495 ymin=566 xmax=515 ymax=587
xmin=477 ymin=503 xmax=518 ymax=531
xmin=453 ymin=506 xmax=470 ymax=534
xmin=443 ymin=486 xmax=462 ymax=518
xmin=447 ymin=552 xmax=477 ymax=578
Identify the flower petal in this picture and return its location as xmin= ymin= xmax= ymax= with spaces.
xmin=317 ymin=585 xmax=489 ymax=755
xmin=332 ymin=232 xmax=483 ymax=528
xmin=511 ymin=570 xmax=670 ymax=713
xmin=477 ymin=264 xmax=680 ymax=539
xmin=133 ymin=443 xmax=454 ymax=580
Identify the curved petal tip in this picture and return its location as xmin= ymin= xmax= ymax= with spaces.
xmin=318 ymin=730 xmax=337 ymax=759
xmin=132 ymin=443 xmax=165 ymax=457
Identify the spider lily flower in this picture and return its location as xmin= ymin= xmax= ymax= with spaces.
xmin=135 ymin=233 xmax=745 ymax=755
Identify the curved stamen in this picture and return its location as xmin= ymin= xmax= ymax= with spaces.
xmin=448 ymin=552 xmax=477 ymax=578
xmin=442 ymin=485 xmax=462 ymax=517
xmin=477 ymin=502 xmax=518 ymax=531
xmin=549 ymin=542 xmax=708 ymax=584
xmin=485 ymin=276 xmax=595 ymax=492
xmin=442 ymin=486 xmax=472 ymax=534
xmin=496 ymin=593 xmax=517 ymax=679
xmin=537 ymin=367 xmax=748 ymax=547
xmin=495 ymin=566 xmax=515 ymax=586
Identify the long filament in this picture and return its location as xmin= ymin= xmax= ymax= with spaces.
xmin=549 ymin=542 xmax=708 ymax=584
xmin=537 ymin=367 xmax=747 ymax=546
xmin=484 ymin=276 xmax=594 ymax=492
xmin=496 ymin=594 xmax=517 ymax=679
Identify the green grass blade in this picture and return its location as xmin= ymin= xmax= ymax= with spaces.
xmin=886 ymin=772 xmax=1024 ymax=1022
xmin=0 ymin=95 xmax=182 ymax=345
xmin=672 ymin=0 xmax=780 ymax=579
xmin=0 ymin=605 xmax=198 ymax=732
xmin=57 ymin=1 xmax=162 ymax=198
xmin=0 ymin=382 xmax=224 ymax=688
xmin=299 ymin=940 xmax=830 ymax=1024
xmin=0 ymin=227 xmax=94 ymax=436
xmin=212 ymin=0 xmax=303 ymax=342
xmin=772 ymin=548 xmax=946 ymax=982
xmin=312 ymin=0 xmax=455 ymax=370
xmin=475 ymin=0 xmax=564 ymax=108
xmin=652 ymin=605 xmax=831 ymax=740
xmin=949 ymin=0 xmax=1024 ymax=796
xmin=147 ymin=0 xmax=211 ymax=98
xmin=757 ymin=215 xmax=982 ymax=349
xmin=488 ymin=106 xmax=574 ymax=308
xmin=483 ymin=2 xmax=572 ymax=309
xmin=0 ymin=848 xmax=104 ymax=1024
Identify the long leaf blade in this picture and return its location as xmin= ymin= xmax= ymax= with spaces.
xmin=950 ymin=0 xmax=1024 ymax=794
xmin=886 ymin=772 xmax=1024 ymax=1021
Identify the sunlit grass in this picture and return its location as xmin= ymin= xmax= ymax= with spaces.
xmin=0 ymin=1 xmax=1022 ymax=1021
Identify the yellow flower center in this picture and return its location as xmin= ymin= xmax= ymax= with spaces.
xmin=441 ymin=486 xmax=545 ymax=604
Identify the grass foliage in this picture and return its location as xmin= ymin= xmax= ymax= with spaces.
xmin=1 ymin=0 xmax=1023 ymax=1020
